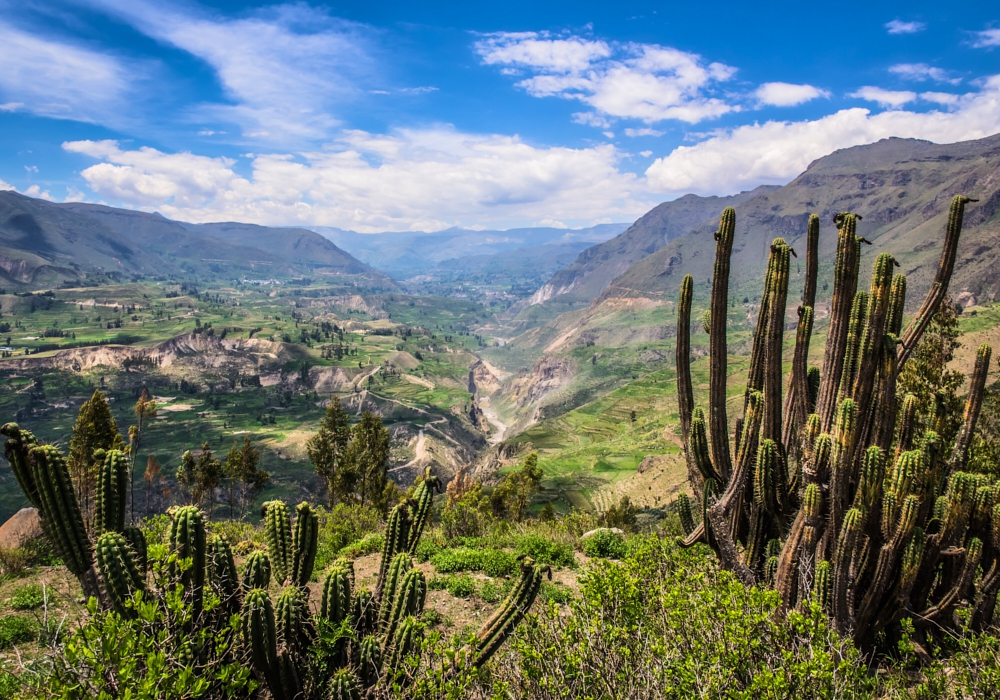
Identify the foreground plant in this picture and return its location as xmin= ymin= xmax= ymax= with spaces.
xmin=674 ymin=196 xmax=1000 ymax=653
xmin=0 ymin=430 xmax=545 ymax=697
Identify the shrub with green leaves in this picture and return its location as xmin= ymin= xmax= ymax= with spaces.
xmin=0 ymin=615 xmax=36 ymax=650
xmin=581 ymin=529 xmax=627 ymax=559
xmin=10 ymin=583 xmax=45 ymax=610
xmin=430 ymin=547 xmax=517 ymax=577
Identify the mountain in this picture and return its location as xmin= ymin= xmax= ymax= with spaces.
xmin=605 ymin=134 xmax=1000 ymax=308
xmin=0 ymin=192 xmax=393 ymax=289
xmin=523 ymin=186 xmax=778 ymax=309
xmin=313 ymin=224 xmax=630 ymax=279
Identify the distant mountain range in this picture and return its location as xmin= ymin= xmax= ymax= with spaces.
xmin=0 ymin=193 xmax=394 ymax=290
xmin=312 ymin=224 xmax=629 ymax=280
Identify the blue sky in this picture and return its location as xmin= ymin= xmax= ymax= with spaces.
xmin=1 ymin=0 xmax=998 ymax=232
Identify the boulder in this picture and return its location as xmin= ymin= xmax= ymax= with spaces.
xmin=581 ymin=527 xmax=625 ymax=540
xmin=0 ymin=507 xmax=43 ymax=548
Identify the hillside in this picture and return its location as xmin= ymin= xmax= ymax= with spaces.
xmin=522 ymin=186 xmax=778 ymax=310
xmin=0 ymin=193 xmax=393 ymax=289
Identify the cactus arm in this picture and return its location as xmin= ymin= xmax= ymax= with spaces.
xmin=707 ymin=208 xmax=736 ymax=481
xmin=950 ymin=344 xmax=991 ymax=470
xmin=676 ymin=274 xmax=703 ymax=496
xmin=242 ymin=588 xmax=284 ymax=699
xmin=831 ymin=508 xmax=864 ymax=631
xmin=169 ymin=505 xmax=206 ymax=618
xmin=123 ymin=525 xmax=148 ymax=577
xmin=898 ymin=195 xmax=975 ymax=367
xmin=209 ymin=535 xmax=240 ymax=612
xmin=761 ymin=240 xmax=791 ymax=448
xmin=264 ymin=501 xmax=293 ymax=585
xmin=291 ymin=501 xmax=319 ymax=587
xmin=95 ymin=450 xmax=128 ymax=537
xmin=376 ymin=503 xmax=411 ymax=598
xmin=407 ymin=469 xmax=440 ymax=554
xmin=242 ymin=550 xmax=272 ymax=590
xmin=328 ymin=668 xmax=363 ymax=700
xmin=2 ymin=424 xmax=41 ymax=509
xmin=783 ymin=306 xmax=814 ymax=453
xmin=816 ymin=214 xmax=862 ymax=431
xmin=29 ymin=445 xmax=94 ymax=583
xmin=95 ymin=531 xmax=146 ymax=617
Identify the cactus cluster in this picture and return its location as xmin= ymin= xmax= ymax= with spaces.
xmin=675 ymin=196 xmax=1000 ymax=649
xmin=1 ymin=426 xmax=543 ymax=694
xmin=242 ymin=468 xmax=548 ymax=698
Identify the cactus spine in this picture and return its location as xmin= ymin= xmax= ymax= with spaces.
xmin=95 ymin=449 xmax=128 ymax=537
xmin=96 ymin=531 xmax=146 ymax=617
xmin=243 ymin=550 xmax=272 ymax=590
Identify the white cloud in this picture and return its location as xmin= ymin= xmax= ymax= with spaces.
xmin=646 ymin=76 xmax=1000 ymax=194
xmin=754 ymin=82 xmax=830 ymax=107
xmin=919 ymin=91 xmax=961 ymax=106
xmin=971 ymin=28 xmax=1000 ymax=48
xmin=63 ymin=128 xmax=657 ymax=232
xmin=639 ymin=150 xmax=653 ymax=157
xmin=885 ymin=20 xmax=926 ymax=35
xmin=624 ymin=128 xmax=664 ymax=137
xmin=0 ymin=19 xmax=130 ymax=123
xmin=399 ymin=86 xmax=439 ymax=95
xmin=23 ymin=185 xmax=54 ymax=201
xmin=0 ymin=179 xmax=14 ymax=191
xmin=476 ymin=32 xmax=737 ymax=124
xmin=849 ymin=86 xmax=917 ymax=108
xmin=889 ymin=63 xmax=961 ymax=84
xmin=63 ymin=187 xmax=87 ymax=203
xmin=86 ymin=0 xmax=376 ymax=141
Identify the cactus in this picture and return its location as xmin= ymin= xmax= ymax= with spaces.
xmin=472 ymin=556 xmax=551 ymax=667
xmin=95 ymin=449 xmax=128 ymax=537
xmin=352 ymin=588 xmax=377 ymax=637
xmin=674 ymin=197 xmax=1000 ymax=648
xmin=291 ymin=501 xmax=319 ymax=587
xmin=264 ymin=500 xmax=293 ymax=585
xmin=169 ymin=505 xmax=207 ymax=617
xmin=676 ymin=493 xmax=695 ymax=536
xmin=382 ymin=567 xmax=427 ymax=653
xmin=321 ymin=563 xmax=352 ymax=625
xmin=384 ymin=615 xmax=423 ymax=676
xmin=123 ymin=525 xmax=148 ymax=577
xmin=209 ymin=535 xmax=240 ymax=612
xmin=358 ymin=634 xmax=382 ymax=686
xmin=276 ymin=585 xmax=315 ymax=655
xmin=377 ymin=503 xmax=412 ymax=597
xmin=243 ymin=550 xmax=272 ymax=590
xmin=96 ymin=531 xmax=146 ymax=617
xmin=328 ymin=668 xmax=362 ymax=700
xmin=242 ymin=588 xmax=282 ymax=696
xmin=407 ymin=468 xmax=441 ymax=554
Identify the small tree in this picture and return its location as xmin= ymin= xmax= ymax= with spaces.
xmin=143 ymin=455 xmax=163 ymax=516
xmin=195 ymin=444 xmax=223 ymax=516
xmin=345 ymin=411 xmax=392 ymax=512
xmin=176 ymin=450 xmax=198 ymax=505
xmin=490 ymin=452 xmax=543 ymax=521
xmin=224 ymin=435 xmax=270 ymax=519
xmin=306 ymin=396 xmax=354 ymax=505
xmin=128 ymin=387 xmax=157 ymax=523
xmin=68 ymin=389 xmax=124 ymax=526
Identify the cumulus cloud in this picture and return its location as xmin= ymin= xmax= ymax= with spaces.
xmin=475 ymin=32 xmax=737 ymax=124
xmin=0 ymin=19 xmax=131 ymax=123
xmin=889 ymin=63 xmax=961 ymax=85
xmin=645 ymin=76 xmax=1000 ymax=194
xmin=754 ymin=82 xmax=830 ymax=107
xmin=63 ymin=128 xmax=657 ymax=232
xmin=970 ymin=28 xmax=1000 ymax=48
xmin=85 ymin=0 xmax=376 ymax=141
xmin=849 ymin=86 xmax=917 ymax=108
xmin=885 ymin=20 xmax=926 ymax=35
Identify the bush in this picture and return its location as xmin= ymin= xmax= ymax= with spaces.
xmin=430 ymin=547 xmax=517 ymax=577
xmin=478 ymin=577 xmax=513 ymax=604
xmin=0 ymin=671 xmax=22 ymax=700
xmin=486 ymin=536 xmax=877 ymax=699
xmin=512 ymin=534 xmax=576 ymax=568
xmin=582 ymin=529 xmax=627 ymax=559
xmin=10 ymin=584 xmax=44 ymax=610
xmin=539 ymin=581 xmax=572 ymax=605
xmin=316 ymin=504 xmax=382 ymax=570
xmin=336 ymin=532 xmax=383 ymax=560
xmin=0 ymin=616 xmax=36 ymax=649
xmin=0 ymin=547 xmax=34 ymax=577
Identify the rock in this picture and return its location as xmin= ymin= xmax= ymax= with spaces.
xmin=581 ymin=527 xmax=625 ymax=540
xmin=0 ymin=507 xmax=43 ymax=548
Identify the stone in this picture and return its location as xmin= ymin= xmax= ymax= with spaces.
xmin=0 ymin=507 xmax=43 ymax=548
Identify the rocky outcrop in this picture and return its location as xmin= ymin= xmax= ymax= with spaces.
xmin=0 ymin=507 xmax=42 ymax=548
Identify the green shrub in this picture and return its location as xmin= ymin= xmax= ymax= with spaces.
xmin=430 ymin=547 xmax=517 ymax=577
xmin=0 ymin=670 xmax=23 ymax=700
xmin=539 ymin=581 xmax=572 ymax=605
xmin=10 ymin=584 xmax=44 ymax=610
xmin=582 ymin=529 xmax=626 ymax=559
xmin=478 ymin=578 xmax=513 ymax=604
xmin=0 ymin=616 xmax=36 ymax=649
xmin=512 ymin=534 xmax=576 ymax=568
xmin=336 ymin=532 xmax=383 ymax=560
xmin=447 ymin=575 xmax=476 ymax=598
xmin=413 ymin=532 xmax=446 ymax=563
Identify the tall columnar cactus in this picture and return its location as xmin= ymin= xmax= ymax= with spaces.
xmin=408 ymin=468 xmax=441 ymax=554
xmin=209 ymin=535 xmax=240 ymax=612
xmin=264 ymin=500 xmax=293 ymax=585
xmin=169 ymin=505 xmax=207 ymax=617
xmin=291 ymin=501 xmax=319 ymax=587
xmin=29 ymin=445 xmax=94 ymax=582
xmin=675 ymin=196 xmax=1000 ymax=649
xmin=377 ymin=502 xmax=412 ymax=597
xmin=676 ymin=493 xmax=695 ymax=536
xmin=95 ymin=449 xmax=129 ymax=537
xmin=123 ymin=525 xmax=149 ymax=576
